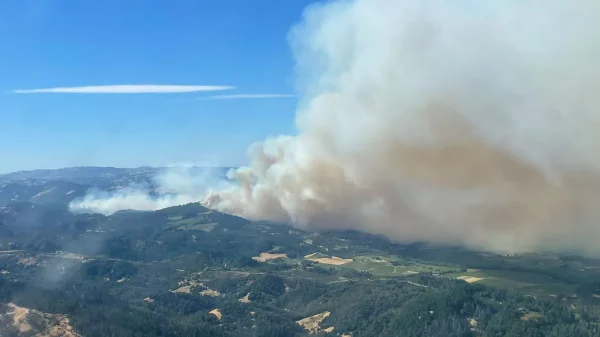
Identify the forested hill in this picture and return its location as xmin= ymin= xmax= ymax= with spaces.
xmin=0 ymin=201 xmax=600 ymax=336
xmin=0 ymin=166 xmax=233 ymax=208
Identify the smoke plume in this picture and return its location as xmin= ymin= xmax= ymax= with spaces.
xmin=204 ymin=0 xmax=600 ymax=255
xmin=70 ymin=166 xmax=228 ymax=215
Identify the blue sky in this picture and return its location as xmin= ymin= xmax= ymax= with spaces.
xmin=0 ymin=0 xmax=316 ymax=173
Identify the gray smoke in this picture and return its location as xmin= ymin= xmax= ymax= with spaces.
xmin=204 ymin=0 xmax=600 ymax=255
xmin=70 ymin=166 xmax=229 ymax=215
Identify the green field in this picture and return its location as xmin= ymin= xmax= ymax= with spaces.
xmin=166 ymin=213 xmax=216 ymax=231
xmin=167 ymin=217 xmax=206 ymax=226
xmin=177 ymin=222 xmax=217 ymax=231
xmin=446 ymin=269 xmax=578 ymax=297
xmin=305 ymin=254 xmax=461 ymax=277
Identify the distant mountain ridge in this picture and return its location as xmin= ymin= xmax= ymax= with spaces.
xmin=0 ymin=166 xmax=235 ymax=228
xmin=0 ymin=181 xmax=88 ymax=206
xmin=0 ymin=166 xmax=234 ymax=185
xmin=0 ymin=166 xmax=233 ymax=198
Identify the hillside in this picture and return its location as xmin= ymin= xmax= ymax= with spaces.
xmin=0 ymin=198 xmax=599 ymax=336
xmin=0 ymin=167 xmax=599 ymax=336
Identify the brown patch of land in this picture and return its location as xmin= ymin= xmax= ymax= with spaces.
xmin=172 ymin=285 xmax=192 ymax=293
xmin=311 ymin=256 xmax=352 ymax=265
xmin=172 ymin=280 xmax=221 ymax=296
xmin=3 ymin=303 xmax=82 ymax=337
xmin=252 ymin=252 xmax=288 ymax=262
xmin=304 ymin=253 xmax=353 ymax=265
xmin=10 ymin=303 xmax=32 ymax=333
xmin=238 ymin=293 xmax=251 ymax=303
xmin=144 ymin=297 xmax=154 ymax=303
xmin=456 ymin=276 xmax=485 ymax=283
xmin=199 ymin=289 xmax=221 ymax=297
xmin=171 ymin=279 xmax=200 ymax=293
xmin=296 ymin=311 xmax=331 ymax=334
xmin=209 ymin=309 xmax=222 ymax=320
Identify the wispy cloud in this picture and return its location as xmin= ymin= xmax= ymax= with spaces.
xmin=203 ymin=94 xmax=295 ymax=100
xmin=12 ymin=85 xmax=234 ymax=94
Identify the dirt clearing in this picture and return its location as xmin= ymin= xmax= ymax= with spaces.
xmin=4 ymin=303 xmax=82 ymax=337
xmin=9 ymin=303 xmax=32 ymax=333
xmin=238 ymin=293 xmax=251 ymax=303
xmin=305 ymin=254 xmax=352 ymax=265
xmin=171 ymin=280 xmax=201 ymax=294
xmin=252 ymin=252 xmax=288 ymax=262
xmin=296 ymin=311 xmax=331 ymax=334
xmin=172 ymin=285 xmax=192 ymax=293
xmin=456 ymin=276 xmax=485 ymax=283
xmin=209 ymin=309 xmax=222 ymax=320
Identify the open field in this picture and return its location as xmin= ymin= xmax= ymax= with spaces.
xmin=446 ymin=269 xmax=578 ymax=297
xmin=521 ymin=312 xmax=543 ymax=321
xmin=296 ymin=311 xmax=331 ymax=334
xmin=166 ymin=211 xmax=214 ymax=227
xmin=253 ymin=252 xmax=288 ymax=262
xmin=456 ymin=276 xmax=485 ymax=283
xmin=300 ymin=253 xmax=461 ymax=277
xmin=305 ymin=253 xmax=353 ymax=265
xmin=165 ymin=214 xmax=217 ymax=231
xmin=177 ymin=222 xmax=216 ymax=231
xmin=166 ymin=217 xmax=206 ymax=226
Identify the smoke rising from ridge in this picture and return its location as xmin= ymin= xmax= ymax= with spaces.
xmin=204 ymin=0 xmax=600 ymax=255
xmin=69 ymin=167 xmax=229 ymax=215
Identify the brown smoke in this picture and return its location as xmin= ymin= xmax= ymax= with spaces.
xmin=204 ymin=0 xmax=600 ymax=255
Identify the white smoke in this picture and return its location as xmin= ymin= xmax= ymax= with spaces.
xmin=204 ymin=0 xmax=600 ymax=255
xmin=70 ymin=166 xmax=229 ymax=215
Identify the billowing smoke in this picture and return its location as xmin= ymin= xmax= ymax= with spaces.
xmin=70 ymin=166 xmax=229 ymax=215
xmin=204 ymin=0 xmax=600 ymax=255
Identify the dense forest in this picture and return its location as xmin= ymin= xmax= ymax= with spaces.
xmin=1 ymin=271 xmax=599 ymax=337
xmin=2 ymin=201 xmax=600 ymax=336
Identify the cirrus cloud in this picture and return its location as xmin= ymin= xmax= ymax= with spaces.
xmin=204 ymin=94 xmax=295 ymax=100
xmin=12 ymin=84 xmax=234 ymax=94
